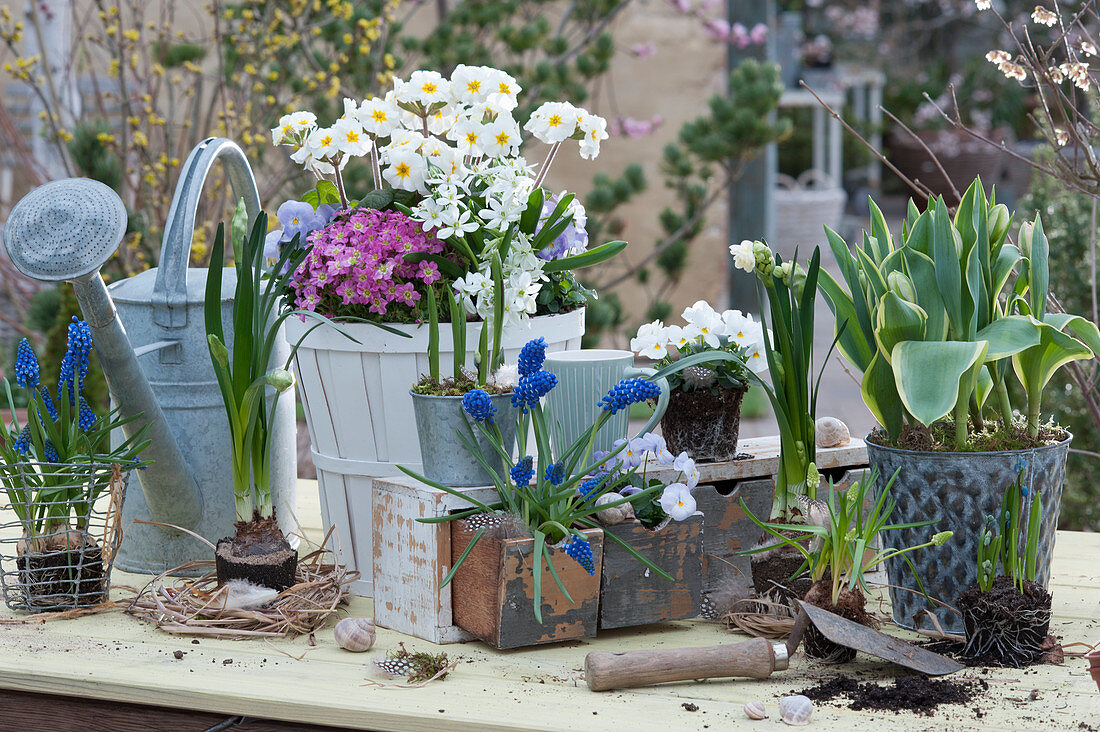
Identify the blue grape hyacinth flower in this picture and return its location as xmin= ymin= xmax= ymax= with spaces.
xmin=564 ymin=535 xmax=595 ymax=575
xmin=14 ymin=339 xmax=39 ymax=388
xmin=510 ymin=370 xmax=558 ymax=413
xmin=598 ymin=377 xmax=661 ymax=415
xmin=11 ymin=426 xmax=31 ymax=455
xmin=461 ymin=389 xmax=496 ymax=423
xmin=545 ymin=461 xmax=565 ymax=486
xmin=578 ymin=474 xmax=606 ymax=502
xmin=58 ymin=317 xmax=93 ymax=400
xmin=77 ymin=396 xmax=97 ymax=432
xmin=510 ymin=456 xmax=534 ymax=487
xmin=517 ymin=337 xmax=548 ymax=377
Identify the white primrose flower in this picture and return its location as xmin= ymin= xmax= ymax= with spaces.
xmin=451 ymin=118 xmax=487 ymax=156
xmin=682 ymin=300 xmax=724 ymax=348
xmin=525 ymin=101 xmax=579 ymax=144
xmin=381 ymin=149 xmax=428 ymax=192
xmin=486 ymin=68 xmax=521 ymax=112
xmin=450 ymin=64 xmax=493 ymax=105
xmin=271 ymin=110 xmax=316 ymax=145
xmin=631 ymin=320 xmax=669 ymax=361
xmin=481 ymin=116 xmax=522 ymax=158
xmin=577 ymin=110 xmax=609 ymax=160
xmin=358 ymin=96 xmax=401 ymax=137
xmin=402 ymin=70 xmax=450 ymax=106
xmin=723 ymin=310 xmax=761 ymax=347
xmin=333 ymin=117 xmax=371 ymax=157
xmin=747 ymin=340 xmax=769 ymax=373
xmin=381 ymin=128 xmax=426 ymax=156
xmin=659 ymin=483 xmax=696 ymax=522
xmin=664 ymin=324 xmax=692 ymax=352
xmin=729 ymin=240 xmax=757 ymax=272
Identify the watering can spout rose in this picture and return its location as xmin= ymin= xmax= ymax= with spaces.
xmin=2 ymin=138 xmax=296 ymax=573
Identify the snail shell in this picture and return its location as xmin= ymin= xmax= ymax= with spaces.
xmin=815 ymin=416 xmax=850 ymax=448
xmin=594 ymin=492 xmax=634 ymax=525
xmin=743 ymin=701 xmax=768 ymax=720
xmin=334 ymin=617 xmax=376 ymax=652
xmin=779 ymin=695 xmax=813 ymax=726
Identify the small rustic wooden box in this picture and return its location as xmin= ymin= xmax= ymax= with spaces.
xmin=599 ymin=512 xmax=704 ymax=629
xmin=451 ymin=520 xmax=603 ymax=649
xmin=371 ymin=476 xmax=496 ymax=644
xmin=651 ymin=436 xmax=869 ymax=612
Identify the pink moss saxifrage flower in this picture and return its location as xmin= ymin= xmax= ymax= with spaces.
xmin=290 ymin=208 xmax=447 ymax=321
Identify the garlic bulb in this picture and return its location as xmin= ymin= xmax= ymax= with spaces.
xmin=334 ymin=617 xmax=376 ymax=652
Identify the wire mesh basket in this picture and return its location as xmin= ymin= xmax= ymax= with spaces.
xmin=0 ymin=462 xmax=128 ymax=613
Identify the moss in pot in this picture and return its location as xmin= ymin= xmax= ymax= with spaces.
xmin=630 ymin=301 xmax=766 ymax=463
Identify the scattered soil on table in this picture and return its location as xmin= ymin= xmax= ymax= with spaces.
xmin=956 ymin=576 xmax=1052 ymax=668
xmin=801 ymin=579 xmax=875 ymax=663
xmin=870 ymin=421 xmax=1067 ymax=453
xmin=796 ymin=674 xmax=987 ymax=716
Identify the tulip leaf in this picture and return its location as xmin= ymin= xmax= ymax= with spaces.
xmin=1044 ymin=312 xmax=1100 ymax=356
xmin=1012 ymin=322 xmax=1093 ymax=400
xmin=975 ymin=365 xmax=993 ymax=411
xmin=868 ymin=197 xmax=893 ymax=263
xmin=904 ymin=209 xmax=932 ymax=257
xmin=932 ymin=198 xmax=965 ymax=336
xmin=900 ymin=249 xmax=946 ymax=342
xmin=1028 ymin=214 xmax=1049 ymax=321
xmin=874 ymin=291 xmax=927 ymax=360
xmin=862 ymin=352 xmax=904 ymax=439
xmin=992 ymin=244 xmax=1022 ymax=300
xmin=975 ymin=315 xmax=1041 ymax=360
xmin=891 ymin=340 xmax=988 ymax=426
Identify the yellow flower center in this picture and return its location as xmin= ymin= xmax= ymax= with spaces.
xmin=320 ymin=135 xmax=333 ymax=147
xmin=394 ymin=162 xmax=411 ymax=178
xmin=547 ymin=114 xmax=563 ymax=128
xmin=281 ymin=124 xmax=293 ymax=136
xmin=345 ymin=130 xmax=360 ymax=143
xmin=371 ymin=109 xmax=387 ymax=122
xmin=498 ymin=82 xmax=511 ymax=94
xmin=494 ymin=132 xmax=510 ymax=146
xmin=421 ymin=82 xmax=437 ymax=93
xmin=466 ymin=80 xmax=481 ymax=93
xmin=464 ymin=131 xmax=478 ymax=145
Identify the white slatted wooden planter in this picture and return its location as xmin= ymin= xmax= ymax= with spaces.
xmin=288 ymin=308 xmax=584 ymax=596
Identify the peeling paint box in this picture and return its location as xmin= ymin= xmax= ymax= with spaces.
xmin=371 ymin=476 xmax=496 ymax=644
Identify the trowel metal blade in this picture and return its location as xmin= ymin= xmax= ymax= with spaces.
xmin=795 ymin=600 xmax=964 ymax=676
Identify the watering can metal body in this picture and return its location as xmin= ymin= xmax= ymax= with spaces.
xmin=106 ymin=138 xmax=297 ymax=574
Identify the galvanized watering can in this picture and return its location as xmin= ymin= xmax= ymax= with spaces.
xmin=3 ymin=138 xmax=297 ymax=574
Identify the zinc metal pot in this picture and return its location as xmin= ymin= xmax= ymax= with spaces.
xmin=410 ymin=391 xmax=518 ymax=487
xmin=867 ymin=433 xmax=1070 ymax=634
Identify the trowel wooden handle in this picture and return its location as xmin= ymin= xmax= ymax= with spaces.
xmin=585 ymin=637 xmax=788 ymax=691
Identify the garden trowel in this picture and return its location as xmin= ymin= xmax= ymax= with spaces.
xmin=585 ymin=599 xmax=963 ymax=691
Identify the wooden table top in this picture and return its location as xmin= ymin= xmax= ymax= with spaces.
xmin=0 ymin=479 xmax=1097 ymax=731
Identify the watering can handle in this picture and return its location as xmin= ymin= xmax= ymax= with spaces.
xmin=152 ymin=137 xmax=261 ymax=328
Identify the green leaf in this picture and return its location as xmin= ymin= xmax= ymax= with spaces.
xmin=541 ymin=240 xmax=627 ymax=273
xmin=360 ymin=188 xmax=395 ymax=210
xmin=892 ymin=340 xmax=989 ymax=426
xmin=867 ymin=197 xmax=893 ymax=263
xmin=403 ymin=252 xmax=465 ymax=280
xmin=316 ymin=180 xmax=341 ymax=206
xmin=900 ymin=248 xmax=948 ymax=341
xmin=231 ymin=198 xmax=248 ymax=265
xmin=975 ymin=316 xmax=1041 ymax=360
xmin=1027 ymin=214 xmax=1049 ymax=321
xmin=932 ymin=198 xmax=964 ymax=336
xmin=818 ymin=270 xmax=875 ymax=373
xmin=1045 ymin=312 xmax=1100 ymax=356
xmin=874 ymin=291 xmax=927 ymax=360
xmin=861 ymin=352 xmax=904 ymax=439
xmin=520 ymin=187 xmax=544 ymax=234
xmin=1012 ymin=321 xmax=1093 ymax=403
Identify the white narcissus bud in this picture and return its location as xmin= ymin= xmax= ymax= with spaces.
xmin=1019 ymin=220 xmax=1035 ymax=258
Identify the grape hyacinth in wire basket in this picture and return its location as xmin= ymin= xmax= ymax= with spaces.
xmin=0 ymin=321 xmax=150 ymax=611
xmin=399 ymin=338 xmax=701 ymax=621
